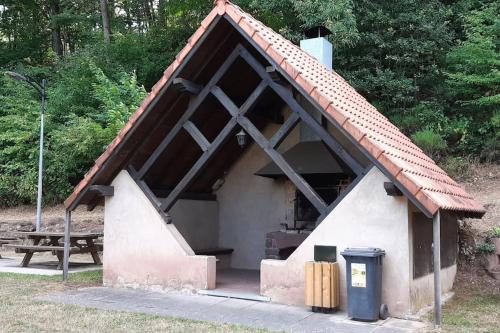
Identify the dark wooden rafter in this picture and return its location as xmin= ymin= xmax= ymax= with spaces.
xmin=128 ymin=166 xmax=172 ymax=223
xmin=66 ymin=16 xmax=226 ymax=212
xmin=183 ymin=120 xmax=210 ymax=151
xmin=160 ymin=75 xmax=271 ymax=212
xmin=132 ymin=43 xmax=368 ymax=219
xmin=87 ymin=185 xmax=114 ymax=196
xmin=266 ymin=66 xmax=285 ymax=83
xmin=173 ymin=78 xmax=202 ymax=95
xmin=237 ymin=46 xmax=365 ymax=176
xmin=224 ymin=16 xmax=433 ymax=217
xmin=212 ymin=86 xmax=328 ymax=215
xmin=128 ymin=30 xmax=236 ymax=168
xmin=136 ymin=46 xmax=242 ymax=179
xmin=269 ymin=112 xmax=300 ymax=149
xmin=159 ymin=117 xmax=238 ymax=212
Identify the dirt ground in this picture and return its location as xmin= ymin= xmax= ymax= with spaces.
xmin=460 ymin=163 xmax=500 ymax=235
xmin=0 ymin=205 xmax=104 ymax=235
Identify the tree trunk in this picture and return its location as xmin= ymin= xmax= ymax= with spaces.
xmin=99 ymin=0 xmax=112 ymax=44
xmin=49 ymin=0 xmax=63 ymax=56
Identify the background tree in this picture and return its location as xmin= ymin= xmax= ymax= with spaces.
xmin=99 ymin=0 xmax=112 ymax=44
xmin=0 ymin=0 xmax=497 ymax=206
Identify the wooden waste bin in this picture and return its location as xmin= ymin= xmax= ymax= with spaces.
xmin=305 ymin=261 xmax=340 ymax=312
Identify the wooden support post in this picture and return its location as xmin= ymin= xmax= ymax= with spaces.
xmin=433 ymin=210 xmax=442 ymax=329
xmin=62 ymin=209 xmax=71 ymax=281
xmin=183 ymin=121 xmax=210 ymax=151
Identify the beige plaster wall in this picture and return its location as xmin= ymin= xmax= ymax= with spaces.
xmin=103 ymin=170 xmax=215 ymax=291
xmin=216 ymin=119 xmax=299 ymax=270
xmin=169 ymin=199 xmax=219 ymax=251
xmin=410 ymin=265 xmax=457 ymax=312
xmin=261 ymin=167 xmax=413 ymax=317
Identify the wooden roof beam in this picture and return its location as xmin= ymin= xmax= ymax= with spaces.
xmin=183 ymin=120 xmax=210 ymax=151
xmin=173 ymin=78 xmax=203 ymax=95
xmin=238 ymin=45 xmax=365 ymax=176
xmin=212 ymin=84 xmax=328 ymax=215
xmin=136 ymin=46 xmax=242 ymax=179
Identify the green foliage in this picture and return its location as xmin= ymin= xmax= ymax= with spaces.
xmin=488 ymin=227 xmax=500 ymax=238
xmin=439 ymin=156 xmax=473 ymax=180
xmin=445 ymin=1 xmax=499 ymax=158
xmin=475 ymin=243 xmax=495 ymax=254
xmin=0 ymin=0 xmax=498 ymax=206
xmin=411 ymin=129 xmax=447 ymax=159
xmin=234 ymin=0 xmax=358 ymax=45
xmin=0 ymin=57 xmax=145 ymax=205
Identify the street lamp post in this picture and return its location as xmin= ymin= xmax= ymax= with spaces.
xmin=5 ymin=71 xmax=46 ymax=231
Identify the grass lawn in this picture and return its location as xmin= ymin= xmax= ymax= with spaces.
xmin=0 ymin=271 xmax=268 ymax=333
xmin=1 ymin=270 xmax=498 ymax=332
xmin=438 ymin=287 xmax=500 ymax=333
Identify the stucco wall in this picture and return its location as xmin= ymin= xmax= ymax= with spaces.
xmin=261 ymin=167 xmax=413 ymax=317
xmin=103 ymin=170 xmax=215 ymax=291
xmin=410 ymin=265 xmax=456 ymax=312
xmin=169 ymin=199 xmax=219 ymax=251
xmin=216 ymin=120 xmax=299 ymax=270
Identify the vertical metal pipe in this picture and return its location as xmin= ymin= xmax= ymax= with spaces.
xmin=35 ymin=79 xmax=46 ymax=231
xmin=63 ymin=209 xmax=71 ymax=281
xmin=433 ymin=210 xmax=442 ymax=328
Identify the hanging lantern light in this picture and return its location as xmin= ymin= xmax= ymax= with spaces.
xmin=236 ymin=129 xmax=247 ymax=147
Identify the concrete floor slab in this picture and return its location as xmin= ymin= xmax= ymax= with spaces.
xmin=38 ymin=287 xmax=428 ymax=332
xmin=0 ymin=254 xmax=102 ymax=276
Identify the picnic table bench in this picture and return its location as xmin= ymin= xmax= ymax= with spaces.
xmin=4 ymin=231 xmax=103 ymax=269
xmin=0 ymin=237 xmax=19 ymax=259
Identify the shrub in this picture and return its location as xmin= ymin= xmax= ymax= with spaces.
xmin=439 ymin=156 xmax=473 ymax=180
xmin=488 ymin=227 xmax=500 ymax=239
xmin=476 ymin=243 xmax=495 ymax=254
xmin=411 ymin=129 xmax=447 ymax=159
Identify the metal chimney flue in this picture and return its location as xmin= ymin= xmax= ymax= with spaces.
xmin=300 ymin=26 xmax=333 ymax=70
xmin=299 ymin=26 xmax=333 ymax=141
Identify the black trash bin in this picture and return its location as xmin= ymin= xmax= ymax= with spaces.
xmin=340 ymin=247 xmax=387 ymax=321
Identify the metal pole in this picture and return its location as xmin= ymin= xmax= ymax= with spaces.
xmin=35 ymin=79 xmax=46 ymax=231
xmin=63 ymin=209 xmax=71 ymax=281
xmin=433 ymin=210 xmax=442 ymax=329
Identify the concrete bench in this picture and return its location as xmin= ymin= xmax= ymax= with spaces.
xmin=194 ymin=248 xmax=233 ymax=268
xmin=194 ymin=248 xmax=234 ymax=256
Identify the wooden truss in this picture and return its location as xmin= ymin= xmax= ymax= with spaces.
xmin=128 ymin=44 xmax=367 ymax=222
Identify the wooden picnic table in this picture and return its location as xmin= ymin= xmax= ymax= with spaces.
xmin=4 ymin=231 xmax=103 ymax=269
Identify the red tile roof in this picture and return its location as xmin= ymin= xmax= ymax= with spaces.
xmin=65 ymin=0 xmax=485 ymax=217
